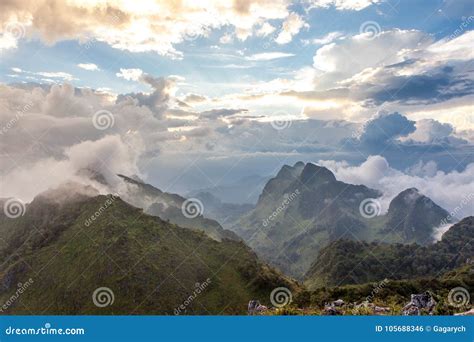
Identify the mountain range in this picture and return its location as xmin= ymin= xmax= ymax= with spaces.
xmin=233 ymin=162 xmax=452 ymax=278
xmin=0 ymin=161 xmax=470 ymax=315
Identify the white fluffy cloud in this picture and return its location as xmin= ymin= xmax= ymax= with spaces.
xmin=405 ymin=119 xmax=455 ymax=143
xmin=0 ymin=0 xmax=291 ymax=56
xmin=245 ymin=52 xmax=295 ymax=61
xmin=275 ymin=29 xmax=474 ymax=131
xmin=318 ymin=155 xmax=474 ymax=219
xmin=77 ymin=63 xmax=99 ymax=71
xmin=116 ymin=68 xmax=144 ymax=81
xmin=0 ymin=75 xmax=181 ymax=201
xmin=275 ymin=13 xmax=307 ymax=44
xmin=309 ymin=0 xmax=381 ymax=11
xmin=313 ymin=29 xmax=430 ymax=77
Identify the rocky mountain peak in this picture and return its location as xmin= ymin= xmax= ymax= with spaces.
xmin=300 ymin=163 xmax=336 ymax=185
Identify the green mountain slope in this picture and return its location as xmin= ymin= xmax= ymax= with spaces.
xmin=0 ymin=184 xmax=298 ymax=314
xmin=305 ymin=217 xmax=474 ymax=288
xmin=117 ymin=174 xmax=239 ymax=241
xmin=234 ymin=162 xmax=452 ymax=278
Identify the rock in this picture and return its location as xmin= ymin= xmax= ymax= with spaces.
xmin=455 ymin=309 xmax=474 ymax=316
xmin=373 ymin=306 xmax=390 ymax=314
xmin=248 ymin=300 xmax=260 ymax=315
xmin=402 ymin=305 xmax=420 ymax=316
xmin=323 ymin=305 xmax=342 ymax=315
xmin=402 ymin=292 xmax=436 ymax=315
xmin=333 ymin=299 xmax=345 ymax=306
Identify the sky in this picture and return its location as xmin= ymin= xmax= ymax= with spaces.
xmin=0 ymin=0 xmax=473 ymax=217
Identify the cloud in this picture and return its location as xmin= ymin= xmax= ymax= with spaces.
xmin=1 ymin=134 xmax=140 ymax=202
xmin=35 ymin=71 xmax=76 ymax=81
xmin=245 ymin=52 xmax=295 ymax=61
xmin=270 ymin=29 xmax=473 ymax=128
xmin=181 ymin=93 xmax=207 ymax=104
xmin=0 ymin=0 xmax=291 ymax=56
xmin=219 ymin=33 xmax=234 ymax=44
xmin=0 ymin=80 xmax=471 ymax=208
xmin=318 ymin=155 xmax=474 ymax=219
xmin=200 ymin=108 xmax=248 ymax=119
xmin=308 ymin=0 xmax=381 ymax=11
xmin=0 ymin=81 xmax=172 ymax=200
xmin=77 ymin=63 xmax=99 ymax=71
xmin=275 ymin=13 xmax=307 ymax=44
xmin=405 ymin=119 xmax=454 ymax=143
xmin=358 ymin=111 xmax=416 ymax=145
xmin=116 ymin=68 xmax=144 ymax=81
xmin=5 ymin=68 xmax=77 ymax=82
xmin=305 ymin=31 xmax=343 ymax=45
xmin=256 ymin=22 xmax=276 ymax=37
xmin=431 ymin=223 xmax=453 ymax=242
xmin=313 ymin=29 xmax=430 ymax=75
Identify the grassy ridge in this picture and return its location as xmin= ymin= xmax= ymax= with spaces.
xmin=0 ymin=194 xmax=298 ymax=314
